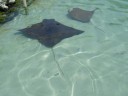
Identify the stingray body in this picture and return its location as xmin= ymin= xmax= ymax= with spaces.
xmin=20 ymin=19 xmax=84 ymax=48
xmin=68 ymin=8 xmax=97 ymax=23
xmin=19 ymin=19 xmax=84 ymax=80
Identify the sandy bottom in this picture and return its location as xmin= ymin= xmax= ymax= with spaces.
xmin=0 ymin=0 xmax=128 ymax=96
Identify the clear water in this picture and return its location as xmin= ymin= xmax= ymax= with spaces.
xmin=0 ymin=0 xmax=128 ymax=96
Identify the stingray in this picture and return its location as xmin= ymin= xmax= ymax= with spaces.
xmin=67 ymin=8 xmax=98 ymax=23
xmin=20 ymin=19 xmax=83 ymax=47
xmin=18 ymin=19 xmax=84 ymax=79
xmin=67 ymin=8 xmax=105 ymax=35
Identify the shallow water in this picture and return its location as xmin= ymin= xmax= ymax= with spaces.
xmin=0 ymin=0 xmax=128 ymax=96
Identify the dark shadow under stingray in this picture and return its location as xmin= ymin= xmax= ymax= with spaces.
xmin=18 ymin=19 xmax=84 ymax=80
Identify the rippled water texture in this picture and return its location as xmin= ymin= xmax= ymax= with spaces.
xmin=0 ymin=0 xmax=128 ymax=96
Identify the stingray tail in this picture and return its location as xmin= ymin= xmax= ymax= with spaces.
xmin=90 ymin=21 xmax=105 ymax=33
xmin=51 ymin=48 xmax=72 ymax=86
xmin=51 ymin=48 xmax=65 ymax=79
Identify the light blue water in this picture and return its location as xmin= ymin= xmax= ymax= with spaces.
xmin=0 ymin=0 xmax=128 ymax=96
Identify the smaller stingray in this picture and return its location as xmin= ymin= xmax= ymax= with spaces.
xmin=67 ymin=8 xmax=98 ymax=23
xmin=19 ymin=19 xmax=84 ymax=47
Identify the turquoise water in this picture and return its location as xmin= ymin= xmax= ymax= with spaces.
xmin=0 ymin=0 xmax=128 ymax=96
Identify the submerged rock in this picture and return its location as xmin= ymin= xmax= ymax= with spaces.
xmin=7 ymin=0 xmax=15 ymax=3
xmin=0 ymin=0 xmax=19 ymax=23
xmin=0 ymin=1 xmax=8 ymax=10
xmin=0 ymin=0 xmax=15 ymax=10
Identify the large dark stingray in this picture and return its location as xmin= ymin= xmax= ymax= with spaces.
xmin=19 ymin=19 xmax=84 ymax=79
xmin=67 ymin=8 xmax=98 ymax=23
xmin=20 ymin=19 xmax=84 ymax=47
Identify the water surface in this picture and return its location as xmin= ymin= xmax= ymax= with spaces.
xmin=0 ymin=0 xmax=128 ymax=96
